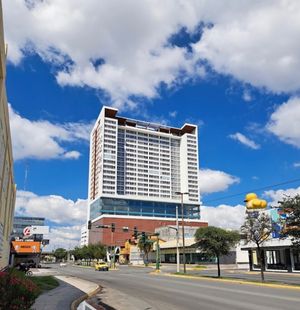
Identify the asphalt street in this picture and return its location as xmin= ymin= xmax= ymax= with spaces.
xmin=52 ymin=264 xmax=300 ymax=310
xmin=160 ymin=264 xmax=300 ymax=285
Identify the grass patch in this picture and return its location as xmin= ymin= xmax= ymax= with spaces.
xmin=30 ymin=276 xmax=59 ymax=293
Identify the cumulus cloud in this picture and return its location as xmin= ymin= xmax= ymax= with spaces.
xmin=267 ymin=97 xmax=300 ymax=148
xmin=15 ymin=190 xmax=87 ymax=225
xmin=229 ymin=132 xmax=260 ymax=150
xmin=264 ymin=186 xmax=300 ymax=206
xmin=4 ymin=1 xmax=300 ymax=107
xmin=192 ymin=1 xmax=300 ymax=94
xmin=201 ymin=204 xmax=245 ymax=230
xmin=43 ymin=225 xmax=82 ymax=251
xmin=9 ymin=105 xmax=92 ymax=160
xmin=199 ymin=169 xmax=239 ymax=194
xmin=294 ymin=162 xmax=300 ymax=168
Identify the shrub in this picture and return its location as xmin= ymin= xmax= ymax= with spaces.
xmin=0 ymin=269 xmax=40 ymax=309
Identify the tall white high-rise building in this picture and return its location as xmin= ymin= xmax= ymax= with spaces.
xmin=87 ymin=106 xmax=205 ymax=246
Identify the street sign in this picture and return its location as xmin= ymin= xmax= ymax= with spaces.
xmin=41 ymin=239 xmax=50 ymax=246
xmin=23 ymin=226 xmax=32 ymax=236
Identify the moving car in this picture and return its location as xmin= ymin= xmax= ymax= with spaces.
xmin=95 ymin=262 xmax=109 ymax=271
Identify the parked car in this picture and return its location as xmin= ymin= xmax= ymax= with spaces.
xmin=95 ymin=262 xmax=109 ymax=271
xmin=17 ymin=260 xmax=41 ymax=269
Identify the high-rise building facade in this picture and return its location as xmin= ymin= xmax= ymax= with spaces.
xmin=88 ymin=107 xmax=207 ymax=246
xmin=0 ymin=1 xmax=16 ymax=268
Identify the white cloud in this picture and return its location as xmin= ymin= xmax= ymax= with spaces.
xmin=15 ymin=190 xmax=87 ymax=225
xmin=4 ymin=1 xmax=300 ymax=107
xmin=9 ymin=105 xmax=92 ymax=160
xmin=15 ymin=190 xmax=87 ymax=250
xmin=199 ymin=169 xmax=239 ymax=194
xmin=294 ymin=162 xmax=300 ymax=168
xmin=201 ymin=204 xmax=245 ymax=230
xmin=169 ymin=111 xmax=178 ymax=118
xmin=242 ymin=90 xmax=252 ymax=102
xmin=44 ymin=225 xmax=82 ymax=251
xmin=264 ymin=186 xmax=300 ymax=206
xmin=193 ymin=1 xmax=300 ymax=94
xmin=4 ymin=0 xmax=200 ymax=106
xmin=229 ymin=132 xmax=260 ymax=150
xmin=267 ymin=97 xmax=300 ymax=148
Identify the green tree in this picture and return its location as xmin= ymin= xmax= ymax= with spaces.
xmin=241 ymin=212 xmax=272 ymax=282
xmin=195 ymin=226 xmax=240 ymax=278
xmin=138 ymin=234 xmax=154 ymax=265
xmin=71 ymin=244 xmax=106 ymax=260
xmin=87 ymin=243 xmax=106 ymax=259
xmin=53 ymin=248 xmax=67 ymax=261
xmin=278 ymin=194 xmax=300 ymax=247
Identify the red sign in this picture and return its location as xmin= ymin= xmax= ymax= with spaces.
xmin=23 ymin=226 xmax=32 ymax=236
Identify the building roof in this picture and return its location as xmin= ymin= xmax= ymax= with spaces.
xmin=103 ymin=106 xmax=197 ymax=136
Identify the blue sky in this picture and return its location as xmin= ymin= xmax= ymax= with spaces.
xmin=4 ymin=1 xmax=300 ymax=248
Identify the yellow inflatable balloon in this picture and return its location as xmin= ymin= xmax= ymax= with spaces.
xmin=244 ymin=193 xmax=267 ymax=210
xmin=244 ymin=193 xmax=257 ymax=202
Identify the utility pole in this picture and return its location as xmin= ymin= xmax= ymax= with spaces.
xmin=155 ymin=233 xmax=160 ymax=271
xmin=176 ymin=191 xmax=189 ymax=274
xmin=176 ymin=205 xmax=180 ymax=273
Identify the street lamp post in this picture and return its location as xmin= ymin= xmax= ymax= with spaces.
xmin=176 ymin=205 xmax=180 ymax=273
xmin=175 ymin=191 xmax=189 ymax=274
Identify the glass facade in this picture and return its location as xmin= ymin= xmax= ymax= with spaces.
xmin=90 ymin=197 xmax=200 ymax=220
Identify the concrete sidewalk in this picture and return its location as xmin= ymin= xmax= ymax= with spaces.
xmin=33 ymin=275 xmax=99 ymax=310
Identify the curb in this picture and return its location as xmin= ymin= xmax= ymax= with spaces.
xmin=152 ymin=272 xmax=300 ymax=291
xmin=70 ymin=285 xmax=102 ymax=310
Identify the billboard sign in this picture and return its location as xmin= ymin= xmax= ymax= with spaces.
xmin=270 ymin=208 xmax=287 ymax=238
xmin=11 ymin=241 xmax=41 ymax=254
xmin=41 ymin=239 xmax=50 ymax=246
xmin=31 ymin=226 xmax=49 ymax=234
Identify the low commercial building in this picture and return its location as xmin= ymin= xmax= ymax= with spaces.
xmin=0 ymin=3 xmax=16 ymax=269
xmin=242 ymin=238 xmax=300 ymax=273
xmin=241 ymin=205 xmax=300 ymax=273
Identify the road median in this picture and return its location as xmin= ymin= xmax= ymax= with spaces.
xmin=151 ymin=272 xmax=300 ymax=291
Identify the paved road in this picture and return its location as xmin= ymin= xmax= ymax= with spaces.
xmin=52 ymin=264 xmax=300 ymax=310
xmin=160 ymin=264 xmax=300 ymax=285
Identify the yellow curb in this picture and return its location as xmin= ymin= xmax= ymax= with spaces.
xmin=128 ymin=265 xmax=155 ymax=269
xmin=152 ymin=273 xmax=300 ymax=291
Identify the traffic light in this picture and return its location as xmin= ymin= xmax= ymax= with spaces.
xmin=111 ymin=223 xmax=115 ymax=232
xmin=133 ymin=226 xmax=138 ymax=238
xmin=88 ymin=220 xmax=92 ymax=230
xmin=141 ymin=231 xmax=146 ymax=242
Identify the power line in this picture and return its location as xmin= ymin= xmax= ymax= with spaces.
xmin=203 ymin=177 xmax=300 ymax=204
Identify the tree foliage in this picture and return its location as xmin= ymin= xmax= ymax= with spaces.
xmin=137 ymin=235 xmax=154 ymax=264
xmin=241 ymin=212 xmax=273 ymax=282
xmin=53 ymin=248 xmax=67 ymax=261
xmin=71 ymin=243 xmax=106 ymax=260
xmin=278 ymin=194 xmax=300 ymax=247
xmin=194 ymin=226 xmax=240 ymax=277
